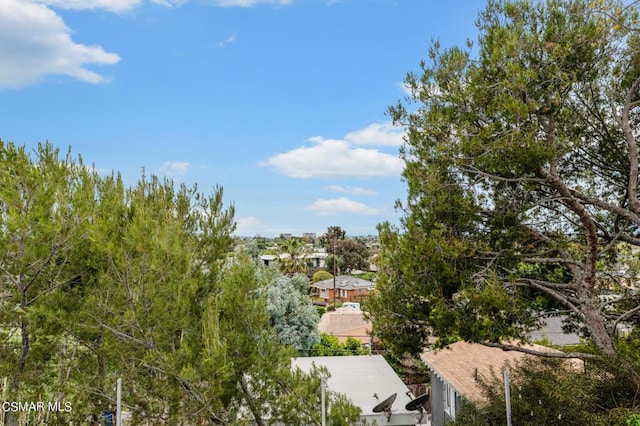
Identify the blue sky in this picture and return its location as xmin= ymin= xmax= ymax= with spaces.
xmin=0 ymin=0 xmax=484 ymax=237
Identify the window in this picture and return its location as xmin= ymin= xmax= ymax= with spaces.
xmin=320 ymin=289 xmax=328 ymax=298
xmin=443 ymin=382 xmax=456 ymax=418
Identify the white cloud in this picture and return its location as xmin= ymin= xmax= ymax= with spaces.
xmin=344 ymin=122 xmax=404 ymax=147
xmin=0 ymin=0 xmax=120 ymax=88
xmin=305 ymin=197 xmax=381 ymax=216
xmin=216 ymin=31 xmax=237 ymax=47
xmin=325 ymin=185 xmax=378 ymax=196
xmin=209 ymin=0 xmax=292 ymax=7
xmin=35 ymin=0 xmax=143 ymax=13
xmin=398 ymin=81 xmax=412 ymax=96
xmin=151 ymin=0 xmax=189 ymax=7
xmin=259 ymin=137 xmax=402 ymax=179
xmin=1 ymin=0 xmax=297 ymax=90
xmin=158 ymin=161 xmax=190 ymax=178
xmin=259 ymin=122 xmax=405 ymax=179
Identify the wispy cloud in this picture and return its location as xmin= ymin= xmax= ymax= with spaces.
xmin=157 ymin=161 xmax=190 ymax=178
xmin=210 ymin=0 xmax=293 ymax=7
xmin=35 ymin=0 xmax=143 ymax=13
xmin=151 ymin=0 xmax=190 ymax=7
xmin=216 ymin=31 xmax=238 ymax=47
xmin=305 ymin=197 xmax=381 ymax=216
xmin=325 ymin=185 xmax=379 ymax=196
xmin=259 ymin=122 xmax=404 ymax=179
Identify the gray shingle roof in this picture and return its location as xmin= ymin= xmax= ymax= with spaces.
xmin=291 ymin=355 xmax=416 ymax=425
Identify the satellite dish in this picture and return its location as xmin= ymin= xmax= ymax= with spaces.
xmin=405 ymin=393 xmax=429 ymax=411
xmin=372 ymin=393 xmax=397 ymax=421
xmin=372 ymin=393 xmax=396 ymax=412
xmin=405 ymin=393 xmax=429 ymax=423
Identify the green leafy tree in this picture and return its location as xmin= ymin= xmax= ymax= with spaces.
xmin=325 ymin=253 xmax=343 ymax=276
xmin=358 ymin=271 xmax=377 ymax=282
xmin=265 ymin=273 xmax=321 ymax=355
xmin=277 ymin=238 xmax=310 ymax=275
xmin=335 ymin=239 xmax=370 ymax=272
xmin=369 ymin=0 xmax=640 ymax=362
xmin=450 ymin=356 xmax=640 ymax=425
xmin=312 ymin=269 xmax=333 ymax=283
xmin=321 ymin=227 xmax=370 ymax=272
xmin=319 ymin=226 xmax=347 ymax=250
xmin=205 ymin=256 xmax=299 ymax=425
xmin=206 ymin=258 xmax=363 ymax=425
xmin=0 ymin=141 xmax=359 ymax=424
xmin=311 ymin=333 xmax=366 ymax=356
xmin=77 ymin=174 xmax=236 ymax=423
xmin=278 ymin=365 xmax=367 ymax=426
xmin=0 ymin=142 xmax=97 ymax=426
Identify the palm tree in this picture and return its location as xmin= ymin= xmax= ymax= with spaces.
xmin=277 ymin=238 xmax=309 ymax=275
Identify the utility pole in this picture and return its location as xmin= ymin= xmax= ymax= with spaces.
xmin=116 ymin=378 xmax=122 ymax=426
xmin=504 ymin=369 xmax=512 ymax=426
xmin=321 ymin=376 xmax=326 ymax=426
xmin=332 ymin=240 xmax=337 ymax=309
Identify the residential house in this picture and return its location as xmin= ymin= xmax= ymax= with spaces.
xmin=292 ymin=355 xmax=422 ymax=426
xmin=312 ymin=275 xmax=375 ymax=304
xmin=421 ymin=341 xmax=582 ymax=426
xmin=260 ymin=252 xmax=328 ymax=270
xmin=526 ymin=314 xmax=581 ymax=346
xmin=260 ymin=254 xmax=278 ymax=268
xmin=306 ymin=251 xmax=329 ymax=269
xmin=317 ymin=305 xmax=372 ymax=345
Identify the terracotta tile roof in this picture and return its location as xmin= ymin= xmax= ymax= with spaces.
xmin=318 ymin=307 xmax=372 ymax=343
xmin=332 ymin=326 xmax=372 ymax=344
xmin=420 ymin=341 xmax=572 ymax=403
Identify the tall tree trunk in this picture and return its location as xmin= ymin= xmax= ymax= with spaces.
xmin=580 ymin=301 xmax=616 ymax=355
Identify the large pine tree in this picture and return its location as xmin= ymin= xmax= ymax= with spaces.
xmin=368 ymin=0 xmax=640 ymax=360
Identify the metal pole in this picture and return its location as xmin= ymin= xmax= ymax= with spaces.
xmin=116 ymin=378 xmax=122 ymax=426
xmin=321 ymin=376 xmax=326 ymax=426
xmin=504 ymin=369 xmax=512 ymax=426
xmin=332 ymin=241 xmax=337 ymax=309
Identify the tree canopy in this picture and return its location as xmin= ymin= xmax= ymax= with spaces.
xmin=0 ymin=141 xmax=359 ymax=424
xmin=320 ymin=226 xmax=370 ymax=273
xmin=368 ymin=0 xmax=640 ymax=362
xmin=265 ymin=273 xmax=321 ymax=355
xmin=277 ymin=238 xmax=310 ymax=275
xmin=319 ymin=226 xmax=347 ymax=249
xmin=450 ymin=353 xmax=640 ymax=425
